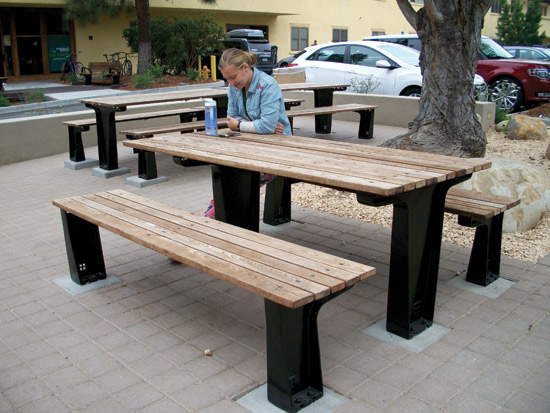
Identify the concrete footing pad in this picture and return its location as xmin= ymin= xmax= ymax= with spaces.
xmin=92 ymin=166 xmax=130 ymax=178
xmin=363 ymin=318 xmax=451 ymax=353
xmin=64 ymin=158 xmax=99 ymax=170
xmin=237 ymin=384 xmax=348 ymax=412
xmin=125 ymin=175 xmax=168 ymax=188
xmin=446 ymin=273 xmax=515 ymax=298
xmin=53 ymin=275 xmax=121 ymax=296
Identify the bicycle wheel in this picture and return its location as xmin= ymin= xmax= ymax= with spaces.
xmin=122 ymin=60 xmax=132 ymax=76
xmin=74 ymin=62 xmax=86 ymax=81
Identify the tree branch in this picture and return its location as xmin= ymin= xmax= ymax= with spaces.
xmin=424 ymin=0 xmax=444 ymax=24
xmin=396 ymin=0 xmax=418 ymax=31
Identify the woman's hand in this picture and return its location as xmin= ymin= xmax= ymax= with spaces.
xmin=274 ymin=122 xmax=284 ymax=134
xmin=227 ymin=115 xmax=239 ymax=131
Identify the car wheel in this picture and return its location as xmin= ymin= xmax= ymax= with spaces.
xmin=279 ymin=62 xmax=289 ymax=68
xmin=489 ymin=77 xmax=524 ymax=112
xmin=401 ymin=87 xmax=421 ymax=97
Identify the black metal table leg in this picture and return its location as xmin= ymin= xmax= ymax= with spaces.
xmin=60 ymin=210 xmax=106 ymax=285
xmin=85 ymin=104 xmax=125 ymax=170
xmin=265 ymin=287 xmax=352 ymax=412
xmin=460 ymin=214 xmax=503 ymax=286
xmin=211 ymin=165 xmax=260 ymax=232
xmin=357 ymin=176 xmax=471 ymax=339
xmin=136 ymin=149 xmax=158 ymax=180
xmin=313 ymin=89 xmax=334 ymax=133
xmin=263 ymin=176 xmax=294 ymax=225
xmin=357 ymin=109 xmax=375 ymax=139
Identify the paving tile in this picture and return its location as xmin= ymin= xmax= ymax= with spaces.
xmin=95 ymin=368 xmax=142 ymax=393
xmin=129 ymin=354 xmax=175 ymax=378
xmin=444 ymin=390 xmax=499 ymax=413
xmin=172 ymin=381 xmax=226 ymax=411
xmin=115 ymin=382 xmax=165 ymax=410
xmin=149 ymin=368 xmax=196 ymax=394
xmin=58 ymin=380 xmax=110 ymax=410
xmin=503 ymin=390 xmax=550 ymax=413
xmin=4 ymin=378 xmax=53 ymax=409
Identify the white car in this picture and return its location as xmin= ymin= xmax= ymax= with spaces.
xmin=290 ymin=41 xmax=488 ymax=100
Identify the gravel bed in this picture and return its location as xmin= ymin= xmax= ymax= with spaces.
xmin=291 ymin=127 xmax=550 ymax=263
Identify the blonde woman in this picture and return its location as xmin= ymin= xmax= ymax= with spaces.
xmin=204 ymin=48 xmax=291 ymax=219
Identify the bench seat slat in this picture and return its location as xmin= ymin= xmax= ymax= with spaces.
xmin=53 ymin=191 xmax=375 ymax=308
xmin=286 ymin=103 xmax=377 ymax=117
xmin=445 ymin=188 xmax=520 ymax=220
xmin=62 ymin=107 xmax=204 ymax=127
xmin=112 ymin=190 xmax=372 ymax=278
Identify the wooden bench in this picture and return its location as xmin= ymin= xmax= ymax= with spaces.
xmin=63 ymin=107 xmax=204 ymax=166
xmin=286 ymin=103 xmax=377 ymax=139
xmin=444 ymin=188 xmax=520 ymax=286
xmin=83 ymin=62 xmax=122 ymax=85
xmin=53 ymin=189 xmax=375 ymax=412
xmin=284 ymin=98 xmax=304 ymax=110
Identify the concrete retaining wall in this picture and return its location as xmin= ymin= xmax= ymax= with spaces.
xmin=0 ymin=93 xmax=495 ymax=166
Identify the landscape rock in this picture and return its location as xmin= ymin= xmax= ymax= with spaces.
xmin=546 ymin=142 xmax=550 ymax=160
xmin=455 ymin=158 xmax=550 ymax=233
xmin=507 ymin=114 xmax=548 ymax=141
xmin=495 ymin=120 xmax=508 ymax=132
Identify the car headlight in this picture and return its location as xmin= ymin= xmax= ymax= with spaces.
xmin=528 ymin=68 xmax=549 ymax=79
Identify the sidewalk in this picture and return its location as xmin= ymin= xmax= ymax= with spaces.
xmin=1 ymin=114 xmax=549 ymax=411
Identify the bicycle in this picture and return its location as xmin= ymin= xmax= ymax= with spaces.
xmin=61 ymin=51 xmax=85 ymax=81
xmin=103 ymin=51 xmax=133 ymax=76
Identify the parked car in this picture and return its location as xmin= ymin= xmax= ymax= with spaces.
xmin=276 ymin=49 xmax=306 ymax=68
xmin=363 ymin=34 xmax=550 ymax=112
xmin=289 ymin=41 xmax=488 ymax=100
xmin=222 ymin=29 xmax=277 ymax=75
xmin=504 ymin=45 xmax=550 ymax=61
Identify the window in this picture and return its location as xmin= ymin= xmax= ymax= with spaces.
xmin=349 ymin=45 xmax=385 ymax=67
xmin=491 ymin=0 xmax=503 ymax=14
xmin=306 ymin=45 xmax=346 ymax=63
xmin=291 ymin=27 xmax=308 ymax=51
xmin=332 ymin=29 xmax=348 ymax=42
xmin=371 ymin=31 xmax=385 ymax=36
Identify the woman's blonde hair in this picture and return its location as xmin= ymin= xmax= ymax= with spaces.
xmin=218 ymin=48 xmax=257 ymax=70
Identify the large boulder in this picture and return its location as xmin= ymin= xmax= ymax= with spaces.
xmin=508 ymin=114 xmax=548 ymax=140
xmin=455 ymin=158 xmax=550 ymax=233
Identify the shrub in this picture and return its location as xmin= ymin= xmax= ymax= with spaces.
xmin=134 ymin=72 xmax=154 ymax=89
xmin=0 ymin=95 xmax=11 ymax=107
xmin=183 ymin=68 xmax=200 ymax=81
xmin=22 ymin=89 xmax=47 ymax=103
xmin=349 ymin=77 xmax=381 ymax=94
xmin=495 ymin=105 xmax=510 ymax=124
xmin=148 ymin=63 xmax=166 ymax=78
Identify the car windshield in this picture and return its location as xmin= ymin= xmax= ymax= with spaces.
xmin=372 ymin=43 xmax=420 ymax=66
xmin=480 ymin=37 xmax=513 ymax=59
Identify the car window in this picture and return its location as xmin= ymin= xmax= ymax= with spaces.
xmin=373 ymin=42 xmax=420 ymax=66
xmin=407 ymin=38 xmax=422 ymax=51
xmin=479 ymin=37 xmax=512 ymax=59
xmin=307 ymin=45 xmax=346 ymax=63
xmin=349 ymin=45 xmax=385 ymax=67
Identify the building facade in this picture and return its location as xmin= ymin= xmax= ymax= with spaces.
xmin=1 ymin=0 xmax=549 ymax=78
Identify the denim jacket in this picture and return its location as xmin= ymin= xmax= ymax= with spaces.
xmin=227 ymin=68 xmax=292 ymax=135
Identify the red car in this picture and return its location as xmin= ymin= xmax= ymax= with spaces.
xmin=364 ymin=34 xmax=550 ymax=112
xmin=478 ymin=37 xmax=550 ymax=112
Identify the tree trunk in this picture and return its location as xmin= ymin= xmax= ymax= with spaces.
xmin=136 ymin=0 xmax=152 ymax=74
xmin=385 ymin=1 xmax=492 ymax=158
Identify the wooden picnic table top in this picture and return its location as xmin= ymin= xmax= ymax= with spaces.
xmin=123 ymin=132 xmax=491 ymax=197
xmin=79 ymin=83 xmax=349 ymax=108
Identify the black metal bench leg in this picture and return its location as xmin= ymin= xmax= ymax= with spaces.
xmin=263 ymin=176 xmax=292 ymax=226
xmin=265 ymin=287 xmax=352 ymax=412
xmin=357 ymin=109 xmax=375 ymax=139
xmin=461 ymin=214 xmax=503 ymax=286
xmin=211 ymin=165 xmax=260 ymax=232
xmin=289 ymin=117 xmax=294 ymax=134
xmin=60 ymin=210 xmax=107 ymax=285
xmin=68 ymin=125 xmax=90 ymax=162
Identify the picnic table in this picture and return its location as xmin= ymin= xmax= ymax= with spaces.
xmin=79 ymin=83 xmax=348 ymax=175
xmin=123 ymin=132 xmax=491 ymax=340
